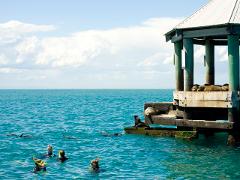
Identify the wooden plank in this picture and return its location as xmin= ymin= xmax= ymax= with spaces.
xmin=151 ymin=115 xmax=233 ymax=129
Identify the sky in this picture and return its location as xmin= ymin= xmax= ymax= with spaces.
xmin=0 ymin=0 xmax=229 ymax=89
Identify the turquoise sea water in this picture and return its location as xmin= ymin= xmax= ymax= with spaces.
xmin=1 ymin=89 xmax=240 ymax=179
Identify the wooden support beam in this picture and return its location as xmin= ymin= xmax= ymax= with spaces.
xmin=173 ymin=91 xmax=235 ymax=101
xmin=150 ymin=116 xmax=234 ymax=129
xmin=173 ymin=91 xmax=238 ymax=108
xmin=183 ymin=27 xmax=229 ymax=38
xmin=193 ymin=39 xmax=240 ymax=46
xmin=178 ymin=100 xmax=233 ymax=108
xmin=124 ymin=127 xmax=198 ymax=139
xmin=192 ymin=39 xmax=206 ymax=45
xmin=214 ymin=40 xmax=228 ymax=46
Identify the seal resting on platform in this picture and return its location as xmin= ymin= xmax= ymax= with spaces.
xmin=144 ymin=107 xmax=159 ymax=125
xmin=144 ymin=107 xmax=158 ymax=116
xmin=197 ymin=85 xmax=205 ymax=91
xmin=222 ymin=83 xmax=229 ymax=91
xmin=134 ymin=115 xmax=149 ymax=128
xmin=191 ymin=84 xmax=199 ymax=91
xmin=197 ymin=84 xmax=229 ymax=91
xmin=204 ymin=84 xmax=222 ymax=91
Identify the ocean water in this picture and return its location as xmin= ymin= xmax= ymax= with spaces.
xmin=0 ymin=89 xmax=240 ymax=179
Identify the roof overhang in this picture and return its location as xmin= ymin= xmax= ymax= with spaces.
xmin=165 ymin=24 xmax=240 ymax=43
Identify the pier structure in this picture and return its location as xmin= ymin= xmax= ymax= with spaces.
xmin=125 ymin=0 xmax=240 ymax=144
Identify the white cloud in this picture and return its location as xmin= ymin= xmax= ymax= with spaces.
xmin=194 ymin=45 xmax=205 ymax=63
xmin=31 ymin=17 xmax=183 ymax=68
xmin=0 ymin=18 xmax=229 ymax=88
xmin=0 ymin=54 xmax=8 ymax=65
xmin=217 ymin=46 xmax=227 ymax=62
xmin=35 ymin=34 xmax=109 ymax=67
xmin=0 ymin=67 xmax=22 ymax=74
xmin=138 ymin=52 xmax=173 ymax=67
xmin=0 ymin=20 xmax=55 ymax=33
xmin=0 ymin=20 xmax=55 ymax=44
xmin=0 ymin=18 xmax=183 ymax=70
xmin=15 ymin=36 xmax=40 ymax=64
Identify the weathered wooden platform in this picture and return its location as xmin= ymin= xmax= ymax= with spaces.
xmin=173 ymin=91 xmax=239 ymax=108
xmin=124 ymin=127 xmax=198 ymax=139
xmin=129 ymin=91 xmax=238 ymax=144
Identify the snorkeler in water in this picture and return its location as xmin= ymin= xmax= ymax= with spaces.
xmin=45 ymin=145 xmax=56 ymax=157
xmin=32 ymin=157 xmax=46 ymax=173
xmin=58 ymin=150 xmax=68 ymax=162
xmin=47 ymin=145 xmax=53 ymax=156
xmin=90 ymin=158 xmax=100 ymax=172
xmin=36 ymin=145 xmax=56 ymax=159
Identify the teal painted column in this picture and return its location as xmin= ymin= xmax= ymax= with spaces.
xmin=227 ymin=35 xmax=239 ymax=145
xmin=228 ymin=35 xmax=239 ymax=91
xmin=174 ymin=41 xmax=183 ymax=91
xmin=183 ymin=38 xmax=194 ymax=91
xmin=205 ymin=39 xmax=215 ymax=85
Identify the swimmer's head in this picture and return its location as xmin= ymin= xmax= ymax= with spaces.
xmin=91 ymin=158 xmax=100 ymax=170
xmin=47 ymin=145 xmax=53 ymax=154
xmin=58 ymin=150 xmax=65 ymax=158
xmin=33 ymin=158 xmax=46 ymax=167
